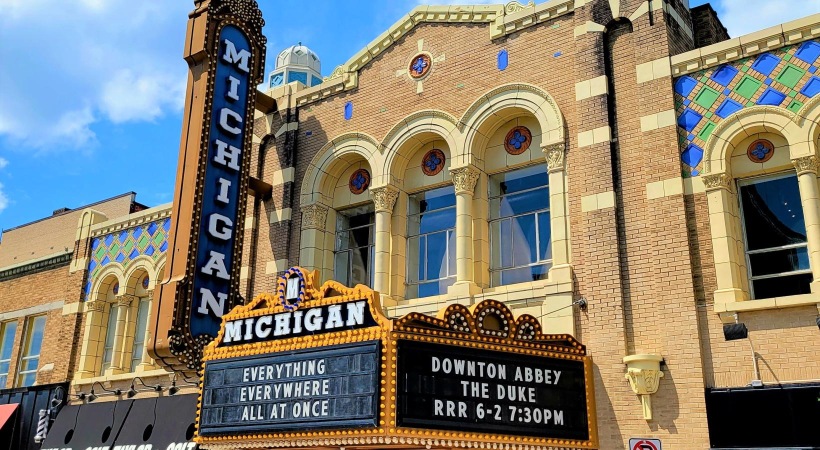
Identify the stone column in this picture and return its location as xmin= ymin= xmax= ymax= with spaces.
xmin=450 ymin=165 xmax=480 ymax=287
xmin=110 ymin=294 xmax=136 ymax=374
xmin=793 ymin=156 xmax=820 ymax=292
xmin=371 ymin=186 xmax=399 ymax=297
xmin=137 ymin=291 xmax=155 ymax=370
xmin=75 ymin=300 xmax=107 ymax=379
xmin=704 ymin=173 xmax=748 ymax=304
xmin=299 ymin=203 xmax=329 ymax=273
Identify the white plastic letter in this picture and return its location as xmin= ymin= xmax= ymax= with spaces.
xmin=227 ymin=75 xmax=241 ymax=101
xmin=201 ymin=251 xmax=230 ymax=280
xmin=222 ymin=39 xmax=251 ymax=73
xmin=216 ymin=178 xmax=232 ymax=203
xmin=198 ymin=288 xmax=226 ymax=317
xmin=218 ymin=108 xmax=243 ymax=135
xmin=208 ymin=214 xmax=233 ymax=240
xmin=213 ymin=140 xmax=241 ymax=171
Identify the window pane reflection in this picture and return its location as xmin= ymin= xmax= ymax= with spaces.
xmin=407 ymin=186 xmax=456 ymax=298
xmin=334 ymin=205 xmax=375 ymax=288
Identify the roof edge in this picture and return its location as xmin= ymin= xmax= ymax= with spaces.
xmin=265 ymin=0 xmax=575 ymax=109
xmin=671 ymin=13 xmax=820 ymax=77
xmin=2 ymin=192 xmax=137 ymax=234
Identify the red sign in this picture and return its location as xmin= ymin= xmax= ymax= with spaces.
xmin=629 ymin=438 xmax=661 ymax=450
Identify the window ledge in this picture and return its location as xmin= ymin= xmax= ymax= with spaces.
xmin=715 ymin=292 xmax=820 ymax=314
xmin=72 ymin=368 xmax=172 ymax=388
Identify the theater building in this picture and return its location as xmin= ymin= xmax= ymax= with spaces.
xmin=3 ymin=0 xmax=820 ymax=449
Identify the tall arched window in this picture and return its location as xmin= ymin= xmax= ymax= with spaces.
xmin=334 ymin=205 xmax=375 ymax=287
xmin=130 ymin=296 xmax=151 ymax=372
xmin=489 ymin=164 xmax=551 ymax=286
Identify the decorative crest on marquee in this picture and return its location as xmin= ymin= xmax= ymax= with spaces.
xmin=394 ymin=299 xmax=586 ymax=354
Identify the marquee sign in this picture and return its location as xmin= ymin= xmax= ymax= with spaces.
xmin=196 ymin=271 xmax=598 ymax=450
xmin=150 ymin=0 xmax=266 ymax=371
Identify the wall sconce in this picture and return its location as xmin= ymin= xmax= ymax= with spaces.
xmin=126 ymin=377 xmax=164 ymax=398
xmin=88 ymin=381 xmax=122 ymax=402
xmin=623 ymin=354 xmax=664 ymax=420
xmin=168 ymin=373 xmax=199 ymax=396
xmin=723 ymin=314 xmax=761 ymax=388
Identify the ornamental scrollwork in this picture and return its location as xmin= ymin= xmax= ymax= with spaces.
xmin=301 ymin=203 xmax=329 ymax=230
xmin=371 ymin=186 xmax=399 ymax=213
xmin=116 ymin=294 xmax=137 ymax=307
xmin=450 ymin=166 xmax=481 ymax=196
xmin=505 ymin=0 xmax=535 ymax=13
xmin=543 ymin=143 xmax=565 ymax=172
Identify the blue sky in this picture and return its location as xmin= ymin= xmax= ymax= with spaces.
xmin=0 ymin=0 xmax=818 ymax=232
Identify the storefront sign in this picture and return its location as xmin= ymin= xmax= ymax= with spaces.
xmin=190 ymin=24 xmax=254 ymax=337
xmin=397 ymin=340 xmax=589 ymax=441
xmin=199 ymin=341 xmax=380 ymax=436
xmin=221 ymin=299 xmax=377 ymax=345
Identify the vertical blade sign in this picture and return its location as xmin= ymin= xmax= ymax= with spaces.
xmin=149 ymin=0 xmax=266 ymax=373
xmin=193 ymin=26 xmax=252 ymax=337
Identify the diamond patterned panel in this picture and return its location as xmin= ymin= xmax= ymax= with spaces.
xmin=84 ymin=217 xmax=171 ymax=300
xmin=675 ymin=40 xmax=820 ymax=176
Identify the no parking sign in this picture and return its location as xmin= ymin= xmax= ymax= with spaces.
xmin=629 ymin=438 xmax=662 ymax=450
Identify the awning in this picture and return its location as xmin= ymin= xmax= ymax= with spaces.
xmin=0 ymin=403 xmax=19 ymax=449
xmin=40 ymin=401 xmax=129 ymax=450
xmin=114 ymin=394 xmax=198 ymax=448
xmin=40 ymin=394 xmax=198 ymax=450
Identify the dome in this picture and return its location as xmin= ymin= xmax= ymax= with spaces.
xmin=276 ymin=43 xmax=321 ymax=74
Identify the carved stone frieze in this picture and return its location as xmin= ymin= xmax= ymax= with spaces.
xmin=450 ymin=166 xmax=481 ymax=196
xmin=371 ymin=186 xmax=400 ymax=213
xmin=301 ymin=203 xmax=329 ymax=230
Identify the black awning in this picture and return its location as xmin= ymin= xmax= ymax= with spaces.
xmin=114 ymin=394 xmax=198 ymax=448
xmin=40 ymin=400 xmax=130 ymax=450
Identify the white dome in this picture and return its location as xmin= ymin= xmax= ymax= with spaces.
xmin=276 ymin=44 xmax=321 ymax=74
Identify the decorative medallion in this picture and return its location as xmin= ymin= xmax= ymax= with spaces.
xmin=505 ymin=126 xmax=532 ymax=155
xmin=112 ymin=282 xmax=119 ymax=295
xmin=421 ymin=149 xmax=446 ymax=176
xmin=747 ymin=139 xmax=774 ymax=163
xmin=142 ymin=276 xmax=150 ymax=289
xmin=409 ymin=53 xmax=432 ymax=79
xmin=277 ymin=267 xmax=306 ymax=312
xmin=349 ymin=168 xmax=371 ymax=195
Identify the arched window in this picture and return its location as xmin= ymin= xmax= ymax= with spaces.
xmin=488 ymin=164 xmax=551 ymax=286
xmin=130 ymin=296 xmax=151 ymax=372
xmin=334 ymin=205 xmax=375 ymax=287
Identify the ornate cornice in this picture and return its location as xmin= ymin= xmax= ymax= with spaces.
xmin=0 ymin=252 xmax=72 ymax=282
xmin=542 ymin=143 xmax=565 ymax=173
xmin=300 ymin=203 xmax=329 ymax=230
xmin=371 ymin=186 xmax=400 ymax=213
xmin=793 ymin=155 xmax=819 ymax=175
xmin=702 ymin=173 xmax=732 ymax=192
xmin=450 ymin=166 xmax=481 ymax=196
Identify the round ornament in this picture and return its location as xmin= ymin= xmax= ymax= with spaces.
xmin=349 ymin=169 xmax=371 ymax=195
xmin=421 ymin=149 xmax=446 ymax=176
xmin=409 ymin=53 xmax=432 ymax=79
xmin=142 ymin=276 xmax=150 ymax=289
xmin=747 ymin=139 xmax=774 ymax=163
xmin=505 ymin=126 xmax=532 ymax=155
xmin=278 ymin=267 xmax=306 ymax=311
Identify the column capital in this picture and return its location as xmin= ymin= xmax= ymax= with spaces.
xmin=86 ymin=300 xmax=107 ymax=313
xmin=116 ymin=294 xmax=137 ymax=307
xmin=793 ymin=155 xmax=819 ymax=175
xmin=370 ymin=186 xmax=399 ymax=213
xmin=145 ymin=289 xmax=154 ymax=300
xmin=450 ymin=165 xmax=481 ymax=196
xmin=300 ymin=203 xmax=329 ymax=230
xmin=542 ymin=143 xmax=566 ymax=173
xmin=702 ymin=173 xmax=732 ymax=192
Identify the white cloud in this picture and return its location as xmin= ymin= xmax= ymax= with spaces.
xmin=0 ymin=183 xmax=7 ymax=214
xmin=101 ymin=70 xmax=185 ymax=123
xmin=716 ymin=0 xmax=820 ymax=37
xmin=0 ymin=0 xmax=190 ymax=151
xmin=0 ymin=158 xmax=7 ymax=170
